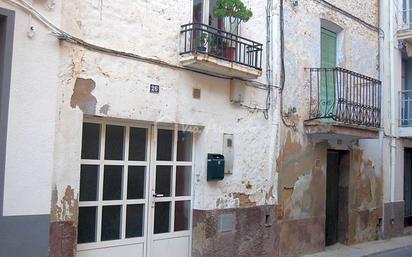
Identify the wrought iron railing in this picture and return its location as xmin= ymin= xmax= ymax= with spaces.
xmin=180 ymin=23 xmax=263 ymax=70
xmin=306 ymin=67 xmax=381 ymax=128
xmin=400 ymin=90 xmax=412 ymax=127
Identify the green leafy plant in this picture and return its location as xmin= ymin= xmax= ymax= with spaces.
xmin=213 ymin=0 xmax=253 ymax=22
xmin=197 ymin=32 xmax=209 ymax=48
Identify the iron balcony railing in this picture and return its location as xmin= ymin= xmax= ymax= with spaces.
xmin=307 ymin=67 xmax=381 ymax=128
xmin=400 ymin=90 xmax=412 ymax=127
xmin=180 ymin=23 xmax=263 ymax=70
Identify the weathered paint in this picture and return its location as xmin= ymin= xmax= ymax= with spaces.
xmin=51 ymin=0 xmax=279 ymax=256
xmin=0 ymin=0 xmax=393 ymax=256
xmin=192 ymin=205 xmax=280 ymax=257
xmin=276 ymin=0 xmax=384 ymax=254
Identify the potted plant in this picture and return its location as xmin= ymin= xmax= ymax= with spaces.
xmin=213 ymin=0 xmax=253 ymax=60
xmin=196 ymin=32 xmax=208 ymax=52
xmin=207 ymin=34 xmax=223 ymax=57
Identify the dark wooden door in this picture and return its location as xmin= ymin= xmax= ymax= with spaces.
xmin=405 ymin=149 xmax=412 ymax=226
xmin=326 ymin=151 xmax=340 ymax=246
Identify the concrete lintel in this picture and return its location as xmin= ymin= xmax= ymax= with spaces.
xmin=304 ymin=121 xmax=380 ymax=139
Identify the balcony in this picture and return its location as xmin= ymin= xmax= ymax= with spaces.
xmin=179 ymin=23 xmax=263 ymax=79
xmin=398 ymin=5 xmax=412 ymax=42
xmin=399 ymin=90 xmax=412 ymax=137
xmin=304 ymin=68 xmax=381 ymax=139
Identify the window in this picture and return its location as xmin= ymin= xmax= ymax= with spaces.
xmin=404 ymin=0 xmax=412 ymax=29
xmin=78 ymin=122 xmax=149 ymax=244
xmin=193 ymin=0 xmax=224 ymax=30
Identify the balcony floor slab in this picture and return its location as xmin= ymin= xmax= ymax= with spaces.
xmin=398 ymin=29 xmax=412 ymax=43
xmin=304 ymin=120 xmax=380 ymax=140
xmin=180 ymin=53 xmax=262 ymax=79
xmin=399 ymin=127 xmax=412 ymax=138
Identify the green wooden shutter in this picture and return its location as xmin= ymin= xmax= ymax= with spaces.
xmin=320 ymin=28 xmax=337 ymax=121
xmin=321 ymin=28 xmax=337 ymax=68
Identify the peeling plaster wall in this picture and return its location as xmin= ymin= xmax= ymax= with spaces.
xmin=49 ymin=0 xmax=279 ymax=256
xmin=276 ymin=0 xmax=383 ymax=255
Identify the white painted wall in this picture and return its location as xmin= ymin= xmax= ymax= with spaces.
xmin=381 ymin=0 xmax=409 ymax=202
xmin=50 ymin=0 xmax=279 ymax=217
xmin=0 ymin=0 xmax=61 ymax=216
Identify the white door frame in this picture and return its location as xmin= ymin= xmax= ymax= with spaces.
xmin=77 ymin=118 xmax=195 ymax=257
xmin=147 ymin=123 xmax=195 ymax=257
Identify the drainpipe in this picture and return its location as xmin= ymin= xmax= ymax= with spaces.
xmin=266 ymin=0 xmax=280 ymax=204
xmin=389 ymin=0 xmax=396 ymax=203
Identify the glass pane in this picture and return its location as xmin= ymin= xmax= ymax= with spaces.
xmin=105 ymin=125 xmax=125 ymax=160
xmin=79 ymin=165 xmax=99 ymax=201
xmin=78 ymin=207 xmax=97 ymax=243
xmin=174 ymin=201 xmax=191 ymax=232
xmin=209 ymin=0 xmax=224 ymax=30
xmin=127 ymin=166 xmax=145 ymax=199
xmin=177 ymin=131 xmax=193 ymax=161
xmin=126 ymin=204 xmax=144 ymax=238
xmin=175 ymin=166 xmax=192 ymax=197
xmin=129 ymin=127 xmax=147 ymax=161
xmin=103 ymin=166 xmax=123 ymax=200
xmin=157 ymin=129 xmax=173 ymax=161
xmin=193 ymin=0 xmax=203 ymax=23
xmin=155 ymin=166 xmax=172 ymax=197
xmin=81 ymin=123 xmax=100 ymax=159
xmin=101 ymin=205 xmax=121 ymax=241
xmin=154 ymin=202 xmax=170 ymax=234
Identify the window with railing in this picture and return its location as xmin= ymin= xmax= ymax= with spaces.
xmin=400 ymin=90 xmax=412 ymax=127
xmin=307 ymin=68 xmax=381 ymax=128
xmin=402 ymin=0 xmax=412 ymax=30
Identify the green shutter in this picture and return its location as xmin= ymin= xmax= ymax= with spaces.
xmin=320 ymin=28 xmax=337 ymax=121
xmin=321 ymin=28 xmax=337 ymax=68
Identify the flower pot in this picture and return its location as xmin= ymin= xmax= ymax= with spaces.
xmin=223 ymin=47 xmax=236 ymax=60
xmin=197 ymin=46 xmax=207 ymax=53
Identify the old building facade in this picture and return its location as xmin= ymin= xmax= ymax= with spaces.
xmin=0 ymin=0 xmax=407 ymax=257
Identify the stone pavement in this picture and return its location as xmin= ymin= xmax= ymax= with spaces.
xmin=302 ymin=235 xmax=412 ymax=257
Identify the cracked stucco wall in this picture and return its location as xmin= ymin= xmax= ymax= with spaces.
xmin=51 ymin=0 xmax=278 ymax=237
xmin=276 ymin=0 xmax=383 ymax=253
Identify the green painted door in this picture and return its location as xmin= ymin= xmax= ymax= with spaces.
xmin=320 ymin=28 xmax=337 ymax=121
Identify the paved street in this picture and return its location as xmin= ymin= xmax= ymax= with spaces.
xmin=373 ymin=247 xmax=412 ymax=257
xmin=303 ymin=235 xmax=412 ymax=257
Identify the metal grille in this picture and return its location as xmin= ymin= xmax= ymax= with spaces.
xmin=401 ymin=0 xmax=412 ymax=30
xmin=180 ymin=23 xmax=263 ymax=70
xmin=400 ymin=90 xmax=412 ymax=127
xmin=306 ymin=67 xmax=381 ymax=128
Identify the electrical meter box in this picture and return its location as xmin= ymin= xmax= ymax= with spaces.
xmin=207 ymin=154 xmax=225 ymax=181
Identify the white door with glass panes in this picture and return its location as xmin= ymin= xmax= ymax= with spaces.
xmin=77 ymin=120 xmax=194 ymax=257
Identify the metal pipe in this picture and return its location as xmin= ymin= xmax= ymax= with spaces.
xmin=389 ymin=0 xmax=396 ymax=203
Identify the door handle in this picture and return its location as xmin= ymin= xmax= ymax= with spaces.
xmin=153 ymin=194 xmax=164 ymax=198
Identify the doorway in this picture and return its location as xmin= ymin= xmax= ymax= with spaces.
xmin=77 ymin=119 xmax=195 ymax=257
xmin=325 ymin=150 xmax=349 ymax=246
xmin=405 ymin=148 xmax=412 ymax=227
